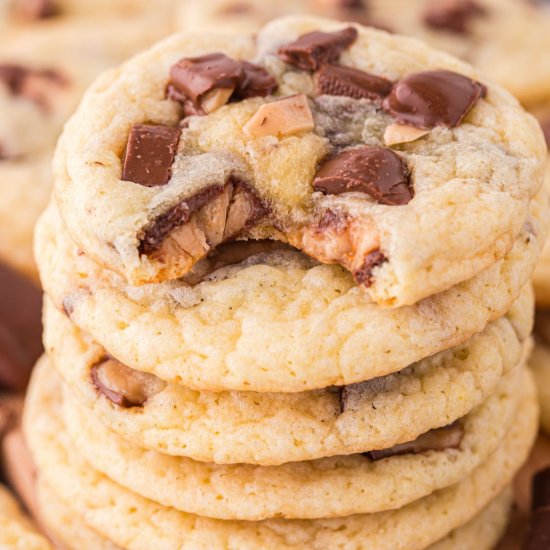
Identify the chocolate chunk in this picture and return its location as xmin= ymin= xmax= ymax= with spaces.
xmin=168 ymin=54 xmax=277 ymax=113
xmin=383 ymin=70 xmax=486 ymax=129
xmin=0 ymin=262 xmax=43 ymax=392
xmin=278 ymin=27 xmax=358 ymax=71
xmin=337 ymin=0 xmax=365 ymax=8
xmin=366 ymin=422 xmax=464 ymax=461
xmin=91 ymin=357 xmax=166 ymax=408
xmin=236 ymin=61 xmax=278 ymax=99
xmin=354 ymin=249 xmax=387 ymax=286
xmin=316 ymin=64 xmax=392 ymax=100
xmin=139 ymin=180 xmax=266 ymax=258
xmin=313 ymin=146 xmax=413 ymax=205
xmin=525 ymin=467 xmax=550 ymax=550
xmin=423 ymin=0 xmax=487 ymax=34
xmin=169 ymin=53 xmax=242 ymax=105
xmin=122 ymin=124 xmax=181 ymax=187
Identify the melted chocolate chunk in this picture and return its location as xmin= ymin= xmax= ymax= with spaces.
xmin=0 ymin=262 xmax=43 ymax=392
xmin=316 ymin=64 xmax=392 ymax=100
xmin=139 ymin=180 xmax=266 ymax=257
xmin=91 ymin=357 xmax=166 ymax=408
xmin=237 ymin=61 xmax=278 ymax=99
xmin=122 ymin=124 xmax=181 ymax=187
xmin=278 ymin=27 xmax=358 ymax=71
xmin=423 ymin=0 xmax=487 ymax=34
xmin=354 ymin=249 xmax=387 ymax=286
xmin=168 ymin=54 xmax=277 ymax=113
xmin=313 ymin=146 xmax=413 ymax=205
xmin=338 ymin=0 xmax=365 ymax=8
xmin=525 ymin=467 xmax=550 ymax=550
xmin=383 ymin=70 xmax=487 ymax=129
xmin=366 ymin=422 xmax=464 ymax=461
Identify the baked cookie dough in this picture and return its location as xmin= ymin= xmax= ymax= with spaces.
xmin=37 ymin=480 xmax=121 ymax=550
xmin=0 ymin=484 xmax=51 ymax=550
xmin=62 ymin=364 xmax=527 ymax=519
xmin=36 ymin=200 xmax=543 ymax=393
xmin=45 ymin=290 xmax=532 ymax=464
xmin=24 ymin=356 xmax=539 ymax=550
xmin=53 ymin=15 xmax=546 ymax=306
xmin=0 ymin=18 xmax=170 ymax=278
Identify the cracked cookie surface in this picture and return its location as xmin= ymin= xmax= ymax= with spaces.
xmin=53 ymin=15 xmax=546 ymax=306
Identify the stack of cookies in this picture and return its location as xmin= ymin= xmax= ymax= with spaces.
xmin=26 ymin=15 xmax=547 ymax=548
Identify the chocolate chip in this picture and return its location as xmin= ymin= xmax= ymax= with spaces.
xmin=91 ymin=357 xmax=166 ymax=408
xmin=423 ymin=0 xmax=487 ymax=34
xmin=236 ymin=61 xmax=278 ymax=99
xmin=0 ymin=262 xmax=43 ymax=392
xmin=313 ymin=146 xmax=413 ymax=205
xmin=316 ymin=64 xmax=392 ymax=100
xmin=168 ymin=54 xmax=277 ymax=113
xmin=139 ymin=180 xmax=266 ymax=259
xmin=278 ymin=27 xmax=358 ymax=71
xmin=383 ymin=70 xmax=486 ymax=129
xmin=366 ymin=422 xmax=464 ymax=461
xmin=525 ymin=467 xmax=550 ymax=550
xmin=122 ymin=124 xmax=181 ymax=187
xmin=354 ymin=249 xmax=387 ymax=286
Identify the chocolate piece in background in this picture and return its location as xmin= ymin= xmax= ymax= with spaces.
xmin=316 ymin=64 xmax=392 ymax=100
xmin=524 ymin=466 xmax=550 ymax=550
xmin=423 ymin=0 xmax=487 ymax=35
xmin=278 ymin=27 xmax=358 ymax=71
xmin=383 ymin=70 xmax=487 ymax=129
xmin=122 ymin=124 xmax=181 ymax=187
xmin=13 ymin=0 xmax=58 ymax=19
xmin=0 ymin=263 xmax=42 ymax=392
xmin=539 ymin=118 xmax=550 ymax=148
xmin=0 ymin=64 xmax=66 ymax=111
xmin=313 ymin=146 xmax=413 ymax=205
xmin=366 ymin=422 xmax=464 ymax=461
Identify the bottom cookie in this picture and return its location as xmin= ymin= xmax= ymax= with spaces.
xmin=529 ymin=341 xmax=550 ymax=435
xmin=36 ymin=480 xmax=513 ymax=550
xmin=24 ymin=358 xmax=538 ymax=550
xmin=0 ymin=484 xmax=51 ymax=550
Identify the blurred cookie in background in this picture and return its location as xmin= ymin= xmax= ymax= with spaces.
xmin=177 ymin=0 xmax=377 ymax=33
xmin=0 ymin=18 xmax=170 ymax=281
xmin=369 ymin=0 xmax=550 ymax=107
xmin=0 ymin=0 xmax=177 ymax=30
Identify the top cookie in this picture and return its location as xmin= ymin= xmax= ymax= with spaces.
xmin=54 ymin=15 xmax=545 ymax=306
